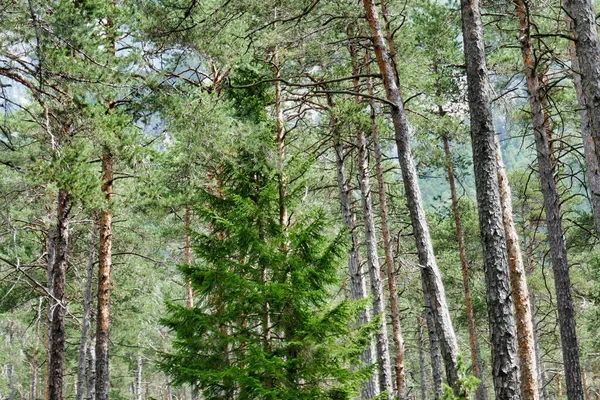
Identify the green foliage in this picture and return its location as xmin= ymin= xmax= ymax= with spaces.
xmin=160 ymin=134 xmax=369 ymax=399
xmin=442 ymin=357 xmax=481 ymax=400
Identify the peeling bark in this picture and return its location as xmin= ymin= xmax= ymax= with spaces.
xmin=460 ymin=0 xmax=521 ymax=397
xmin=442 ymin=135 xmax=487 ymax=400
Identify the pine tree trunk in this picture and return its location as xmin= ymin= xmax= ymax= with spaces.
xmin=417 ymin=316 xmax=428 ymax=400
xmin=31 ymin=359 xmax=38 ymax=400
xmin=136 ymin=355 xmax=143 ymax=400
xmin=361 ymin=0 xmax=461 ymax=392
xmin=564 ymin=0 xmax=600 ymax=234
xmin=460 ymin=0 xmax=521 ymax=397
xmin=515 ymin=3 xmax=585 ymax=399
xmin=88 ymin=336 xmax=96 ymax=400
xmin=48 ymin=189 xmax=71 ymax=400
xmin=77 ymin=226 xmax=96 ymax=400
xmin=423 ymin=294 xmax=443 ymax=400
xmin=332 ymin=112 xmax=379 ymax=398
xmin=442 ymin=135 xmax=487 ymax=400
xmin=95 ymin=150 xmax=113 ymax=400
xmin=565 ymin=3 xmax=600 ymax=232
xmin=184 ymin=206 xmax=193 ymax=308
xmin=530 ymin=292 xmax=549 ymax=400
xmin=496 ymin=132 xmax=539 ymax=400
xmin=366 ymin=63 xmax=407 ymax=400
xmin=516 ymin=3 xmax=584 ymax=399
xmin=357 ymin=126 xmax=394 ymax=397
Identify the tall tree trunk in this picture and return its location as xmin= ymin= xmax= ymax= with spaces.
xmin=442 ymin=135 xmax=487 ymax=400
xmin=366 ymin=61 xmax=407 ymax=399
xmin=565 ymin=3 xmax=600 ymax=232
xmin=531 ymin=293 xmax=549 ymax=400
xmin=460 ymin=0 xmax=521 ymax=397
xmin=48 ymin=189 xmax=71 ymax=400
xmin=361 ymin=0 xmax=461 ymax=392
xmin=496 ymin=132 xmax=539 ymax=400
xmin=564 ymin=0 xmax=600 ymax=233
xmin=356 ymin=127 xmax=394 ymax=397
xmin=77 ymin=225 xmax=97 ymax=400
xmin=417 ymin=315 xmax=428 ymax=400
xmin=274 ymin=45 xmax=288 ymax=230
xmin=95 ymin=149 xmax=113 ymax=400
xmin=184 ymin=206 xmax=193 ymax=308
xmin=88 ymin=336 xmax=97 ymax=400
xmin=31 ymin=359 xmax=38 ymax=400
xmin=136 ymin=355 xmax=143 ymax=400
xmin=424 ymin=295 xmax=443 ymax=400
xmin=331 ymin=100 xmax=379 ymax=398
xmin=516 ymin=3 xmax=584 ymax=399
xmin=8 ymin=322 xmax=15 ymax=400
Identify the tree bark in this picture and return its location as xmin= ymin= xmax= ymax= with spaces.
xmin=184 ymin=206 xmax=193 ymax=308
xmin=516 ymin=3 xmax=584 ymax=399
xmin=332 ymin=108 xmax=379 ymax=398
xmin=366 ymin=61 xmax=407 ymax=400
xmin=442 ymin=135 xmax=487 ymax=400
xmin=357 ymin=126 xmax=394 ymax=397
xmin=460 ymin=0 xmax=521 ymax=397
xmin=95 ymin=149 xmax=113 ymax=400
xmin=565 ymin=3 xmax=600 ymax=233
xmin=564 ymin=0 xmax=600 ymax=233
xmin=417 ymin=315 xmax=428 ymax=400
xmin=48 ymin=189 xmax=71 ymax=400
xmin=361 ymin=0 xmax=461 ymax=393
xmin=496 ymin=132 xmax=539 ymax=400
xmin=424 ymin=294 xmax=443 ymax=400
xmin=136 ymin=355 xmax=143 ymax=400
xmin=77 ymin=225 xmax=96 ymax=400
xmin=88 ymin=336 xmax=97 ymax=400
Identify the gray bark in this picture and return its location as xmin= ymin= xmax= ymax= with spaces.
xmin=77 ymin=226 xmax=96 ymax=400
xmin=87 ymin=336 xmax=97 ymax=400
xmin=357 ymin=126 xmax=394 ymax=397
xmin=417 ymin=316 xmax=428 ymax=400
xmin=565 ymin=4 xmax=600 ymax=233
xmin=48 ymin=189 xmax=71 ymax=400
xmin=424 ymin=293 xmax=443 ymax=400
xmin=136 ymin=355 xmax=143 ymax=400
xmin=361 ymin=0 xmax=461 ymax=392
xmin=333 ymin=135 xmax=379 ymax=398
xmin=565 ymin=0 xmax=600 ymax=234
xmin=530 ymin=292 xmax=549 ymax=400
xmin=460 ymin=0 xmax=521 ymax=397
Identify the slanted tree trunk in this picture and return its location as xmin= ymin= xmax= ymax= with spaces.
xmin=77 ymin=225 xmax=97 ymax=400
xmin=95 ymin=149 xmax=113 ymax=400
xmin=356 ymin=126 xmax=394 ymax=397
xmin=48 ymin=189 xmax=71 ymax=400
xmin=361 ymin=0 xmax=461 ymax=393
xmin=564 ymin=0 xmax=600 ymax=233
xmin=331 ymin=97 xmax=379 ymax=398
xmin=516 ymin=3 xmax=584 ymax=399
xmin=417 ymin=315 xmax=428 ymax=400
xmin=366 ymin=61 xmax=407 ymax=400
xmin=565 ymin=4 xmax=600 ymax=232
xmin=460 ymin=0 xmax=521 ymax=397
xmin=424 ymin=294 xmax=443 ymax=400
xmin=442 ymin=135 xmax=487 ymax=400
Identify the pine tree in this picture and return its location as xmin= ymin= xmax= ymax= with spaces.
xmin=161 ymin=133 xmax=372 ymax=399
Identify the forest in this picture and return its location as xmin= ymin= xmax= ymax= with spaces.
xmin=2 ymin=0 xmax=600 ymax=399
